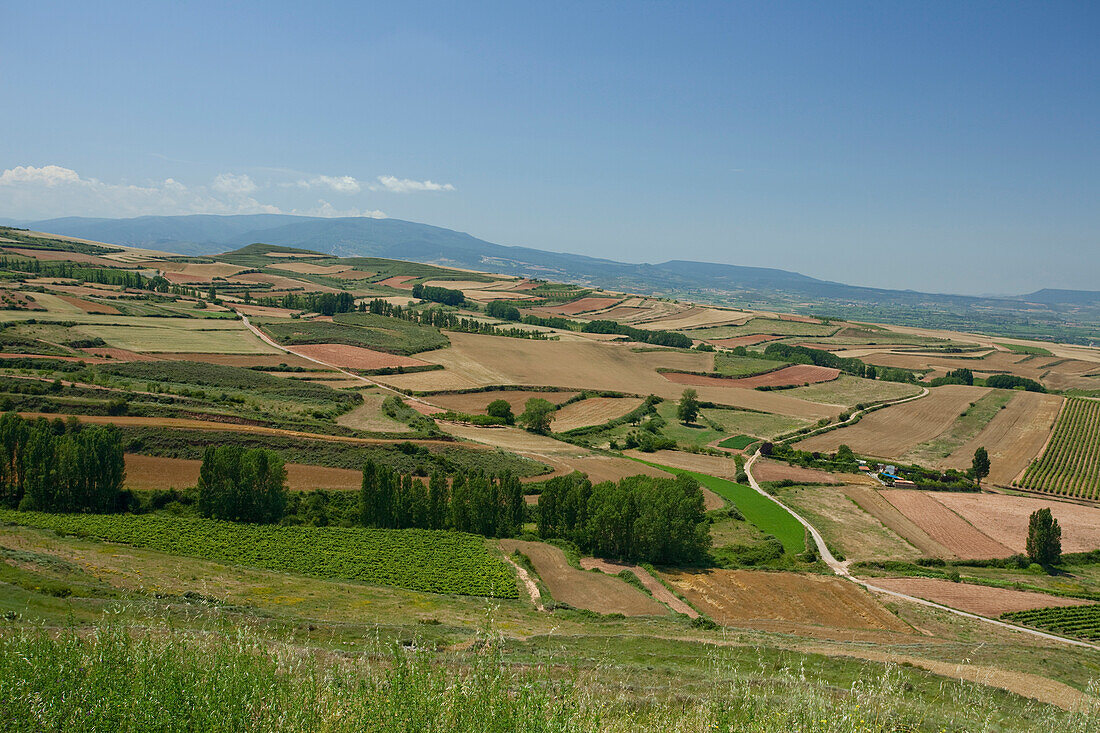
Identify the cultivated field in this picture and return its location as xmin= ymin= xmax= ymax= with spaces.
xmin=530 ymin=297 xmax=622 ymax=315
xmin=662 ymin=364 xmax=840 ymax=389
xmin=866 ymin=577 xmax=1088 ymax=616
xmin=777 ymin=485 xmax=921 ymax=561
xmin=840 ymin=485 xmax=959 ymax=558
xmin=500 ymin=540 xmax=667 ymax=616
xmin=378 ymin=332 xmax=839 ymax=419
xmin=929 ymin=491 xmax=1100 ymax=554
xmin=796 ymin=385 xmax=989 ymax=457
xmin=552 ymin=396 xmax=643 ymax=432
xmin=428 ymin=390 xmax=579 ymax=415
xmin=288 ymin=343 xmax=430 ymax=370
xmin=661 ymin=569 xmax=911 ymax=634
xmin=124 ymin=454 xmax=363 ymax=491
xmin=579 ymin=557 xmax=698 ymax=616
xmin=1018 ymin=397 xmax=1100 ymax=499
xmin=879 ymin=490 xmax=1014 ymax=559
xmin=781 ymin=375 xmax=923 ymax=410
xmin=939 ymin=391 xmax=1063 ymax=485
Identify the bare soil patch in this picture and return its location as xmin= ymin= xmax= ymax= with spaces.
xmin=939 ymin=392 xmax=1063 ymax=485
xmin=866 ymin=577 xmax=1089 ymax=616
xmin=930 ymin=491 xmax=1100 ymax=554
xmin=661 ymin=568 xmax=911 ymax=632
xmin=662 ymin=364 xmax=840 ymax=389
xmin=376 ymin=275 xmax=417 ymax=289
xmin=53 ymin=295 xmax=120 ymax=314
xmin=233 ymin=304 xmax=301 ymax=318
xmin=4 ymin=248 xmax=123 ymax=267
xmin=552 ymin=397 xmax=643 ymax=432
xmin=580 ymin=558 xmax=697 ymax=616
xmin=880 ymin=490 xmax=1014 ymax=559
xmin=499 ymin=540 xmax=667 ymax=616
xmin=124 ymin=454 xmax=362 ymax=491
xmin=753 ymin=459 xmax=840 ymax=484
xmin=229 ymin=272 xmax=339 ymax=293
xmin=289 ymin=343 xmax=430 ymax=370
xmin=797 ymin=385 xmax=989 ymax=457
xmin=624 ymin=449 xmax=740 ymax=480
xmin=531 ymin=297 xmax=623 ymax=315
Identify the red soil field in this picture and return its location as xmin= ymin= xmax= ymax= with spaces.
xmin=866 ymin=577 xmax=1088 ymax=616
xmin=580 ymin=558 xmax=698 ymax=616
xmin=662 ymin=364 xmax=840 ymax=389
xmin=124 ymin=454 xmax=362 ymax=491
xmin=879 ymin=490 xmax=1014 ymax=559
xmin=55 ymin=295 xmax=120 ymax=314
xmin=376 ymin=275 xmax=417 ymax=289
xmin=532 ymin=297 xmax=623 ymax=316
xmin=3 ymin=248 xmax=125 ymax=267
xmin=289 ymin=343 xmax=430 ymax=370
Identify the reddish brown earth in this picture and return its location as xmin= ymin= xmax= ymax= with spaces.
xmin=867 ymin=577 xmax=1089 ymax=616
xmin=879 ymin=490 xmax=1014 ymax=559
xmin=124 ymin=454 xmax=362 ymax=491
xmin=376 ymin=275 xmax=417 ymax=289
xmin=289 ymin=343 xmax=430 ymax=370
xmin=752 ymin=459 xmax=841 ymax=485
xmin=531 ymin=297 xmax=623 ymax=315
xmin=580 ymin=558 xmax=698 ymax=616
xmin=54 ymin=295 xmax=121 ymax=314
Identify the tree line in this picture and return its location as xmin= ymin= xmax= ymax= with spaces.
xmin=536 ymin=472 xmax=710 ymax=564
xmin=580 ymin=320 xmax=693 ymax=348
xmin=258 ymin=291 xmax=356 ymax=316
xmin=359 ymin=461 xmax=526 ymax=537
xmin=361 ymin=298 xmax=552 ymax=340
xmin=0 ymin=413 xmax=126 ymax=513
xmin=411 ymin=283 xmax=465 ymax=306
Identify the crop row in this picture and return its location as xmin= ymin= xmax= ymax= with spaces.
xmin=1003 ymin=604 xmax=1100 ymax=640
xmin=1018 ymin=398 xmax=1100 ymax=499
xmin=0 ymin=510 xmax=517 ymax=598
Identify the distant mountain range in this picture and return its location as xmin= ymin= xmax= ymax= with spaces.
xmin=9 ymin=214 xmax=1100 ymax=342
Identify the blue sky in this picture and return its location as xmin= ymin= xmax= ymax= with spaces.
xmin=1 ymin=1 xmax=1097 ymax=294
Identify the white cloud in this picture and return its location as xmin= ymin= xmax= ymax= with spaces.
xmin=294 ymin=200 xmax=386 ymax=218
xmin=296 ymin=175 xmax=362 ymax=193
xmin=0 ymin=164 xmax=82 ymax=186
xmin=211 ymin=172 xmax=257 ymax=194
xmin=373 ymin=175 xmax=455 ymax=193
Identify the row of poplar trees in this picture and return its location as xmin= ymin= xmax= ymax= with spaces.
xmin=0 ymin=413 xmax=125 ymax=513
xmin=358 ymin=460 xmax=525 ymax=537
xmin=537 ymin=472 xmax=711 ymax=564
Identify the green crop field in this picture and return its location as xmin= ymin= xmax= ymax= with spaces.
xmin=712 ymin=353 xmax=787 ymax=377
xmin=638 ymin=462 xmax=805 ymax=555
xmin=259 ymin=313 xmax=449 ymax=355
xmin=0 ymin=511 xmax=517 ymax=597
xmin=1018 ymin=398 xmax=1100 ymax=499
xmin=718 ymin=434 xmax=756 ymax=450
xmin=1002 ymin=604 xmax=1100 ymax=640
xmin=781 ymin=374 xmax=922 ymax=409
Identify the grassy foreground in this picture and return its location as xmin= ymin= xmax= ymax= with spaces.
xmin=3 ymin=620 xmax=1097 ymax=732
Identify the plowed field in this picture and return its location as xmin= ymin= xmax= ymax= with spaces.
xmin=796 ymin=385 xmax=989 ymax=457
xmin=499 ymin=540 xmax=667 ymax=616
xmin=929 ymin=492 xmax=1100 ymax=554
xmin=661 ymin=568 xmax=910 ymax=632
xmin=429 ymin=390 xmax=579 ymax=415
xmin=289 ymin=343 xmax=430 ymax=370
xmin=866 ymin=577 xmax=1088 ymax=616
xmin=580 ymin=558 xmax=697 ymax=616
xmin=879 ymin=490 xmax=1013 ymax=559
xmin=532 ymin=297 xmax=623 ymax=315
xmin=124 ymin=454 xmax=362 ymax=491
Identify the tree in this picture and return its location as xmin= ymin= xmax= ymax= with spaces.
xmin=677 ymin=388 xmax=700 ymax=424
xmin=518 ymin=398 xmax=555 ymax=434
xmin=198 ymin=445 xmax=287 ymax=523
xmin=972 ymin=447 xmax=990 ymax=487
xmin=486 ymin=399 xmax=515 ymax=425
xmin=485 ymin=300 xmax=521 ymax=321
xmin=1026 ymin=507 xmax=1062 ymax=567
